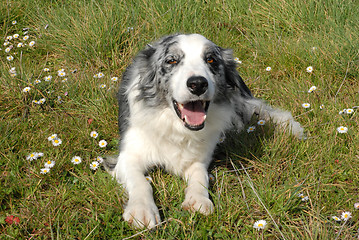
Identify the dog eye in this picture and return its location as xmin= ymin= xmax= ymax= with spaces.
xmin=206 ymin=57 xmax=215 ymax=64
xmin=166 ymin=58 xmax=178 ymax=65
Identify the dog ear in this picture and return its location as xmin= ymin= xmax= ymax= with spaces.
xmin=221 ymin=48 xmax=252 ymax=98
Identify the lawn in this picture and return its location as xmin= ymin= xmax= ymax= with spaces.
xmin=1 ymin=0 xmax=358 ymax=239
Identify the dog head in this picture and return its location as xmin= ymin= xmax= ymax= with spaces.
xmin=133 ymin=33 xmax=251 ymax=131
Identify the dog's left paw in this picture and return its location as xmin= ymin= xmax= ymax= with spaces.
xmin=182 ymin=194 xmax=214 ymax=215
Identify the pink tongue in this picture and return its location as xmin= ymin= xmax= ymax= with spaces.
xmin=181 ymin=101 xmax=206 ymax=126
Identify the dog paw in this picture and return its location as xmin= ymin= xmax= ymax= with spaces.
xmin=182 ymin=194 xmax=214 ymax=215
xmin=123 ymin=201 xmax=161 ymax=229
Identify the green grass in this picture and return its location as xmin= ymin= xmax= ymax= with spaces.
xmin=1 ymin=0 xmax=358 ymax=239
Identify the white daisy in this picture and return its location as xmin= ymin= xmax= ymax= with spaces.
xmin=257 ymin=120 xmax=266 ymax=125
xmin=247 ymin=126 xmax=256 ymax=133
xmin=44 ymin=75 xmax=52 ymax=81
xmin=265 ymin=66 xmax=271 ymax=71
xmin=354 ymin=203 xmax=359 ymax=209
xmin=13 ymin=33 xmax=19 ymax=39
xmin=26 ymin=152 xmax=39 ymax=161
xmin=34 ymin=79 xmax=41 ymax=84
xmin=345 ymin=109 xmax=354 ymax=114
xmin=58 ymin=71 xmax=66 ymax=77
xmin=145 ymin=176 xmax=153 ymax=183
xmin=90 ymin=161 xmax=100 ymax=170
xmin=44 ymin=160 xmax=55 ymax=168
xmin=253 ymin=220 xmax=267 ymax=230
xmin=111 ymin=77 xmax=119 ymax=82
xmin=99 ymin=84 xmax=106 ymax=89
xmin=339 ymin=109 xmax=346 ymax=115
xmin=234 ymin=57 xmax=242 ymax=64
xmin=23 ymin=35 xmax=29 ymax=41
xmin=306 ymin=66 xmax=313 ymax=73
xmin=332 ymin=216 xmax=341 ymax=222
xmin=308 ymin=86 xmax=317 ymax=93
xmin=341 ymin=211 xmax=352 ymax=221
xmin=40 ymin=168 xmax=50 ymax=174
xmin=319 ymin=104 xmax=325 ymax=109
xmin=71 ymin=156 xmax=82 ymax=165
xmin=47 ymin=134 xmax=58 ymax=141
xmin=90 ymin=131 xmax=98 ymax=138
xmin=302 ymin=103 xmax=310 ymax=108
xmin=7 ymin=55 xmax=14 ymax=61
xmin=52 ymin=138 xmax=62 ymax=146
xmin=5 ymin=47 xmax=11 ymax=53
xmin=337 ymin=126 xmax=348 ymax=134
xmin=38 ymin=98 xmax=46 ymax=104
xmin=99 ymin=140 xmax=108 ymax=148
xmin=43 ymin=68 xmax=50 ymax=72
xmin=3 ymin=41 xmax=10 ymax=46
xmin=29 ymin=41 xmax=35 ymax=47
xmin=6 ymin=36 xmax=13 ymax=41
xmin=22 ymin=87 xmax=31 ymax=93
xmin=96 ymin=156 xmax=104 ymax=163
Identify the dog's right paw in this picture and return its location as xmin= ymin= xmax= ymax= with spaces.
xmin=123 ymin=200 xmax=161 ymax=229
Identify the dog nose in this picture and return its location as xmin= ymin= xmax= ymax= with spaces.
xmin=187 ymin=76 xmax=208 ymax=96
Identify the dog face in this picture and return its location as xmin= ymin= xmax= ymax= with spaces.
xmin=134 ymin=34 xmax=251 ymax=131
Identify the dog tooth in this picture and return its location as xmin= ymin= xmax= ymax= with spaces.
xmin=203 ymin=115 xmax=207 ymax=120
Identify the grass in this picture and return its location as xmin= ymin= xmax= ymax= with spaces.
xmin=1 ymin=0 xmax=358 ymax=238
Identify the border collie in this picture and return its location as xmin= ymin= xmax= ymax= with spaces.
xmin=105 ymin=33 xmax=304 ymax=228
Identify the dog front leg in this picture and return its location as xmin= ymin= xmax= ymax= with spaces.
xmin=115 ymin=155 xmax=161 ymax=229
xmin=181 ymin=162 xmax=214 ymax=215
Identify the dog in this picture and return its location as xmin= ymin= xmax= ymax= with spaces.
xmin=104 ymin=33 xmax=304 ymax=229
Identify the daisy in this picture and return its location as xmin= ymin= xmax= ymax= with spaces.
xmin=302 ymin=103 xmax=310 ymax=108
xmin=308 ymin=86 xmax=317 ymax=93
xmin=43 ymin=68 xmax=50 ymax=72
xmin=29 ymin=41 xmax=35 ymax=47
xmin=332 ymin=216 xmax=341 ymax=222
xmin=354 ymin=203 xmax=359 ymax=209
xmin=22 ymin=87 xmax=31 ymax=93
xmin=58 ymin=71 xmax=66 ymax=77
xmin=17 ymin=43 xmax=23 ymax=48
xmin=257 ymin=120 xmax=266 ymax=125
xmin=71 ymin=156 xmax=82 ymax=165
xmin=247 ymin=126 xmax=256 ymax=133
xmin=301 ymin=196 xmax=309 ymax=201
xmin=47 ymin=134 xmax=58 ymax=141
xmin=265 ymin=66 xmax=271 ymax=71
xmin=90 ymin=161 xmax=100 ymax=170
xmin=253 ymin=220 xmax=267 ymax=230
xmin=34 ymin=79 xmax=41 ymax=84
xmin=32 ymin=100 xmax=39 ymax=104
xmin=6 ymin=36 xmax=13 ymax=41
xmin=209 ymin=173 xmax=215 ymax=181
xmin=111 ymin=77 xmax=119 ymax=82
xmin=234 ymin=57 xmax=242 ymax=64
xmin=44 ymin=75 xmax=52 ymax=81
xmin=337 ymin=126 xmax=348 ymax=134
xmin=306 ymin=66 xmax=313 ymax=73
xmin=145 ymin=176 xmax=153 ymax=183
xmin=26 ymin=152 xmax=38 ymax=161
xmin=90 ymin=131 xmax=98 ymax=138
xmin=320 ymin=104 xmax=325 ymax=109
xmin=7 ymin=56 xmax=14 ymax=61
xmin=5 ymin=47 xmax=11 ymax=53
xmin=61 ymin=78 xmax=68 ymax=82
xmin=341 ymin=211 xmax=352 ymax=221
xmin=37 ymin=152 xmax=44 ymax=157
xmin=127 ymin=27 xmax=134 ymax=32
xmin=23 ymin=35 xmax=29 ymax=41
xmin=96 ymin=156 xmax=104 ymax=163
xmin=52 ymin=138 xmax=62 ymax=146
xmin=38 ymin=98 xmax=46 ymax=104
xmin=12 ymin=20 xmax=17 ymax=25
xmin=99 ymin=84 xmax=107 ymax=89
xmin=40 ymin=168 xmax=50 ymax=174
xmin=339 ymin=109 xmax=346 ymax=115
xmin=44 ymin=160 xmax=55 ymax=168
xmin=13 ymin=34 xmax=19 ymax=39
xmin=346 ymin=109 xmax=354 ymax=114
xmin=3 ymin=41 xmax=10 ymax=46
xmin=99 ymin=140 xmax=108 ymax=148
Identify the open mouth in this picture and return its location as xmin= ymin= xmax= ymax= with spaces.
xmin=173 ymin=99 xmax=210 ymax=131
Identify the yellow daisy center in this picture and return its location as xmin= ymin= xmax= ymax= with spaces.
xmin=258 ymin=223 xmax=263 ymax=227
